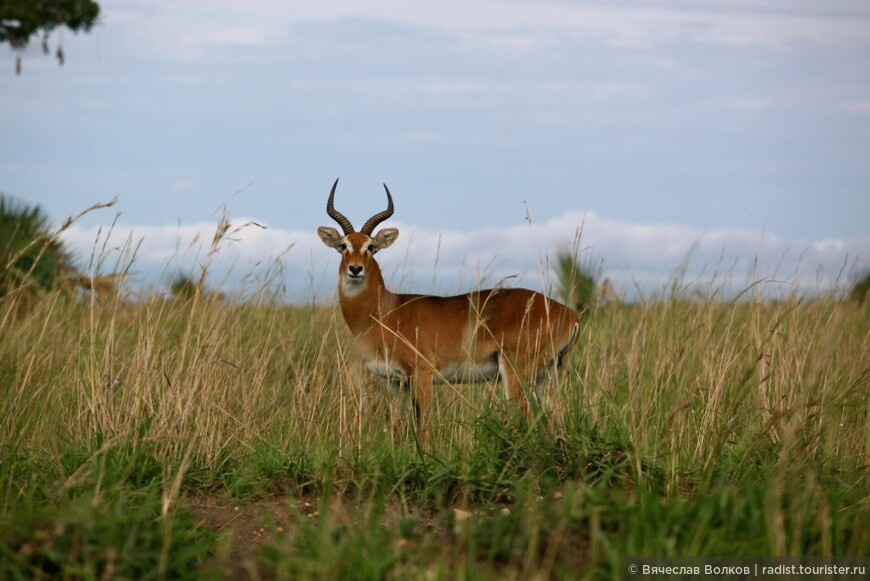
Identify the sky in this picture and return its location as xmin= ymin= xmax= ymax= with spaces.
xmin=2 ymin=0 xmax=869 ymax=301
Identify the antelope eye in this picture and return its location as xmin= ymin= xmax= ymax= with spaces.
xmin=339 ymin=243 xmax=348 ymax=251
xmin=367 ymin=244 xmax=376 ymax=253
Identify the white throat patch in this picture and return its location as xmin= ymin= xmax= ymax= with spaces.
xmin=341 ymin=274 xmax=366 ymax=296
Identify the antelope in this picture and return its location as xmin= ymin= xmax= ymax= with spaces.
xmin=318 ymin=179 xmax=580 ymax=434
xmin=69 ymin=273 xmax=121 ymax=302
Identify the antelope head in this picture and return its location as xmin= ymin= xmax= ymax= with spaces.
xmin=317 ymin=179 xmax=399 ymax=295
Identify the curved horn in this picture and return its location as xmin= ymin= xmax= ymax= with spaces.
xmin=360 ymin=183 xmax=395 ymax=235
xmin=326 ymin=178 xmax=355 ymax=235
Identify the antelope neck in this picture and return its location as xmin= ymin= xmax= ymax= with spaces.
xmin=338 ymin=265 xmax=395 ymax=336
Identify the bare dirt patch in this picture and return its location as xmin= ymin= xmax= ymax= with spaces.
xmin=183 ymin=490 xmax=590 ymax=578
xmin=185 ymin=495 xmax=310 ymax=578
xmin=184 ymin=494 xmax=421 ymax=578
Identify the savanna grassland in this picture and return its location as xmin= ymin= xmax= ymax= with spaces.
xmin=1 ymin=273 xmax=869 ymax=579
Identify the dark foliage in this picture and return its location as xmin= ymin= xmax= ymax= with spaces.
xmin=0 ymin=193 xmax=76 ymax=296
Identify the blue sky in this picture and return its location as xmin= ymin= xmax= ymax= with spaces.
xmin=2 ymin=0 xmax=869 ymax=300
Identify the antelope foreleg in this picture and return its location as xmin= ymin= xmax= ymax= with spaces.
xmin=411 ymin=369 xmax=433 ymax=443
xmin=498 ymin=354 xmax=532 ymax=418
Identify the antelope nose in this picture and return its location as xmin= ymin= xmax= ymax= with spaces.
xmin=348 ymin=265 xmax=363 ymax=277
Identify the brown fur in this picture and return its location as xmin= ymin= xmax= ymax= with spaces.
xmin=320 ymin=207 xmax=580 ymax=438
xmin=71 ymin=274 xmax=120 ymax=301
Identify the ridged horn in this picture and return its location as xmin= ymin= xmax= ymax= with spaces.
xmin=360 ymin=183 xmax=395 ymax=235
xmin=326 ymin=178 xmax=355 ymax=235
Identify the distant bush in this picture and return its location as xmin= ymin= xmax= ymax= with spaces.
xmin=553 ymin=247 xmax=602 ymax=317
xmin=849 ymin=269 xmax=870 ymax=305
xmin=171 ymin=274 xmax=199 ymax=300
xmin=0 ymin=193 xmax=76 ymax=296
xmin=170 ymin=274 xmax=225 ymax=302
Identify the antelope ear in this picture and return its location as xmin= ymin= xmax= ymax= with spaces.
xmin=371 ymin=228 xmax=399 ymax=253
xmin=318 ymin=227 xmax=344 ymax=250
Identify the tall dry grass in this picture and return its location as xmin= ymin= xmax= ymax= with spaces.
xmin=3 ymin=270 xmax=867 ymax=480
xmin=0 ymin=207 xmax=870 ymax=578
xmin=2 ymin=216 xmax=868 ymax=577
xmin=571 ymin=295 xmax=868 ymax=471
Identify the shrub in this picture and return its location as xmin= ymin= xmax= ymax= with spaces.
xmin=848 ymin=269 xmax=870 ymax=305
xmin=0 ymin=193 xmax=76 ymax=296
xmin=553 ymin=246 xmax=602 ymax=316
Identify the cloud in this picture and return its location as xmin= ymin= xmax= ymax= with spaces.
xmin=186 ymin=28 xmax=272 ymax=48
xmin=728 ymin=97 xmax=772 ymax=113
xmin=60 ymin=211 xmax=869 ymax=302
xmin=171 ymin=179 xmax=200 ymax=194
xmin=110 ymin=0 xmax=870 ymax=64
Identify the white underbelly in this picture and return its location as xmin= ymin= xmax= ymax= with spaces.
xmin=438 ymin=359 xmax=500 ymax=383
xmin=364 ymin=357 xmax=500 ymax=384
xmin=365 ymin=358 xmax=405 ymax=379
